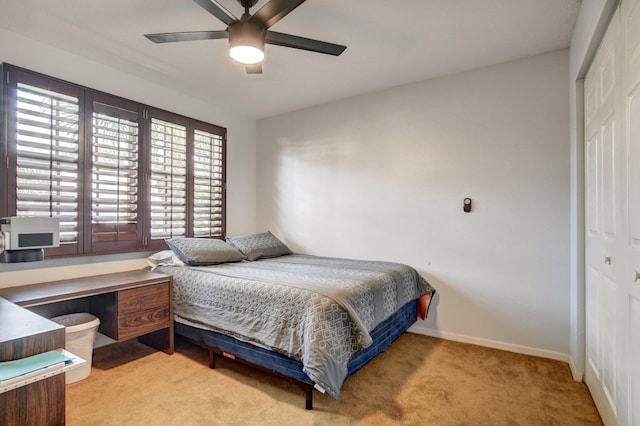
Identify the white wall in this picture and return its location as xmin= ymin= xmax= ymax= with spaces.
xmin=568 ymin=0 xmax=619 ymax=380
xmin=0 ymin=28 xmax=257 ymax=286
xmin=257 ymin=50 xmax=571 ymax=359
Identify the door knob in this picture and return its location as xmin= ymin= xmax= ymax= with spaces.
xmin=604 ymin=256 xmax=612 ymax=265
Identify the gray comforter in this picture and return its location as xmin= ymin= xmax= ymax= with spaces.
xmin=157 ymin=254 xmax=433 ymax=399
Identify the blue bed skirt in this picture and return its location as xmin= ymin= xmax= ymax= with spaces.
xmin=175 ymin=298 xmax=418 ymax=388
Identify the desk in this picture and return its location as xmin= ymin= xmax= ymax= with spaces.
xmin=0 ymin=270 xmax=174 ymax=355
xmin=0 ymin=297 xmax=66 ymax=425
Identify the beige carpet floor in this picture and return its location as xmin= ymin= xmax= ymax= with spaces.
xmin=66 ymin=333 xmax=602 ymax=425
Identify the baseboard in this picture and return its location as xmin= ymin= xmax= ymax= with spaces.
xmin=568 ymin=355 xmax=584 ymax=382
xmin=408 ymin=325 xmax=570 ymax=364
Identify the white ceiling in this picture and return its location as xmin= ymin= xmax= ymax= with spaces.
xmin=0 ymin=0 xmax=581 ymax=120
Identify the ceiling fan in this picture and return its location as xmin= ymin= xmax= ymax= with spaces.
xmin=145 ymin=0 xmax=347 ymax=74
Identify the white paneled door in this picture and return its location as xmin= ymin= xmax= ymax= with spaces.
xmin=622 ymin=0 xmax=640 ymax=424
xmin=584 ymin=0 xmax=640 ymax=424
xmin=584 ymin=10 xmax=622 ymax=424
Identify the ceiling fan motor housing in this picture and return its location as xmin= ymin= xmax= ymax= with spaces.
xmin=229 ymin=20 xmax=266 ymax=64
xmin=239 ymin=0 xmax=260 ymax=8
xmin=229 ymin=21 xmax=265 ymax=47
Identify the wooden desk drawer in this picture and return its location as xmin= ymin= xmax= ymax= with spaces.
xmin=117 ymin=306 xmax=171 ymax=341
xmin=118 ymin=283 xmax=169 ymax=315
xmin=91 ymin=280 xmax=172 ymax=341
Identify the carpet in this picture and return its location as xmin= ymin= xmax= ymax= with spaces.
xmin=66 ymin=333 xmax=602 ymax=425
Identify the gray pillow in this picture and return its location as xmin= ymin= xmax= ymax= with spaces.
xmin=165 ymin=238 xmax=246 ymax=266
xmin=227 ymin=231 xmax=292 ymax=261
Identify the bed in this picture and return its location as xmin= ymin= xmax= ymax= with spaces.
xmin=152 ymin=232 xmax=435 ymax=409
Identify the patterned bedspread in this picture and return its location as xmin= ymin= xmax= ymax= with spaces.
xmin=156 ymin=254 xmax=434 ymax=399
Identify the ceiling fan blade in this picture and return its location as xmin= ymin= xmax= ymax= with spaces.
xmin=246 ymin=64 xmax=263 ymax=74
xmin=192 ymin=0 xmax=237 ymax=26
xmin=249 ymin=0 xmax=306 ymax=29
xmin=145 ymin=30 xmax=229 ymax=43
xmin=265 ymin=31 xmax=346 ymax=56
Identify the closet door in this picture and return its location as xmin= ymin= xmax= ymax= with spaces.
xmin=585 ymin=1 xmax=640 ymax=424
xmin=584 ymin=9 xmax=623 ymax=426
xmin=621 ymin=0 xmax=640 ymax=424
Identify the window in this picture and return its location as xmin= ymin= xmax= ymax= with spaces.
xmin=149 ymin=115 xmax=188 ymax=242
xmin=145 ymin=110 xmax=225 ymax=251
xmin=1 ymin=64 xmax=226 ymax=257
xmin=89 ymin=94 xmax=141 ymax=254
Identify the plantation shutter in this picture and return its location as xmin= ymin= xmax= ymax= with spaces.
xmin=3 ymin=64 xmax=226 ymax=258
xmin=13 ymin=81 xmax=80 ymax=255
xmin=149 ymin=116 xmax=188 ymax=243
xmin=192 ymin=126 xmax=225 ymax=238
xmin=90 ymin=100 xmax=140 ymax=252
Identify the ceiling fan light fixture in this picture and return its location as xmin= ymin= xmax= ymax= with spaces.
xmin=228 ymin=21 xmax=265 ymax=65
xmin=230 ymin=45 xmax=264 ymax=64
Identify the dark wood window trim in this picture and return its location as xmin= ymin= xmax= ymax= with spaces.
xmin=1 ymin=63 xmax=226 ymax=258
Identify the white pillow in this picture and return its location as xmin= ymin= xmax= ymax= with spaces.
xmin=147 ymin=250 xmax=185 ymax=270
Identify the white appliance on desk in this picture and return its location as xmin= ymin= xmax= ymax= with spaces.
xmin=0 ymin=216 xmax=60 ymax=262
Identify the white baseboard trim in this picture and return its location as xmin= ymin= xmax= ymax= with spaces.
xmin=408 ymin=325 xmax=570 ymax=364
xmin=568 ymin=356 xmax=584 ymax=382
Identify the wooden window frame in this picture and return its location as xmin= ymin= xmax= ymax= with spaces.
xmin=1 ymin=64 xmax=227 ymax=258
